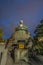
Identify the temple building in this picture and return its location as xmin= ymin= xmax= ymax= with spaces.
xmin=0 ymin=20 xmax=33 ymax=65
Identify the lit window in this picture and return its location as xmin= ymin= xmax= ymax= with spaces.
xmin=19 ymin=43 xmax=24 ymax=48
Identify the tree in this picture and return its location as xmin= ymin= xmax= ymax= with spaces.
xmin=0 ymin=29 xmax=4 ymax=41
xmin=34 ymin=20 xmax=43 ymax=37
xmin=34 ymin=20 xmax=43 ymax=55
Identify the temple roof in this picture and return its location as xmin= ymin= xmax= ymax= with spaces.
xmin=8 ymin=20 xmax=30 ymax=42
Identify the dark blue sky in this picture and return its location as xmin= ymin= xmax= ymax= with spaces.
xmin=0 ymin=0 xmax=43 ymax=39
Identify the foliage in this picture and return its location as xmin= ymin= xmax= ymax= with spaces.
xmin=34 ymin=20 xmax=43 ymax=55
xmin=34 ymin=20 xmax=43 ymax=37
xmin=0 ymin=29 xmax=3 ymax=37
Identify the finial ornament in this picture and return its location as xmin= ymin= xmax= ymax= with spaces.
xmin=20 ymin=20 xmax=23 ymax=24
xmin=19 ymin=20 xmax=23 ymax=27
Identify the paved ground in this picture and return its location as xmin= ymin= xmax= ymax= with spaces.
xmin=14 ymin=61 xmax=29 ymax=65
xmin=13 ymin=55 xmax=43 ymax=65
xmin=29 ymin=55 xmax=43 ymax=65
xmin=2 ymin=54 xmax=43 ymax=65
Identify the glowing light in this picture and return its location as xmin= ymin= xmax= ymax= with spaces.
xmin=19 ymin=43 xmax=24 ymax=48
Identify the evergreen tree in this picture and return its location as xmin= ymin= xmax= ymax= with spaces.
xmin=34 ymin=20 xmax=43 ymax=55
xmin=34 ymin=20 xmax=43 ymax=37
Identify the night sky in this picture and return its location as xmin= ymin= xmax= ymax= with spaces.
xmin=0 ymin=0 xmax=43 ymax=39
